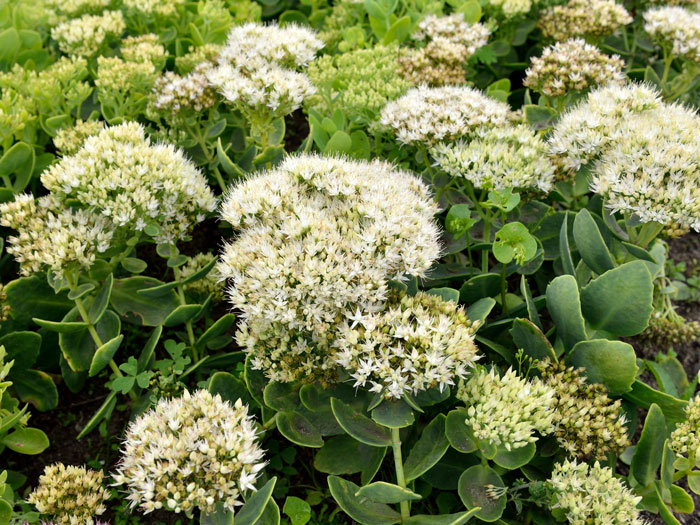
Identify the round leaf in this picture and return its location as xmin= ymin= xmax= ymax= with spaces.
xmin=568 ymin=339 xmax=638 ymax=394
xmin=457 ymin=465 xmax=506 ymax=522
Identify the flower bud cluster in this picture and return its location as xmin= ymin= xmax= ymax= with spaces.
xmin=152 ymin=63 xmax=217 ymax=116
xmin=644 ymin=6 xmax=700 ymax=63
xmin=524 ymin=39 xmax=625 ymax=97
xmin=114 ymin=390 xmax=266 ymax=516
xmin=547 ymin=460 xmax=645 ymax=525
xmin=670 ymin=395 xmax=700 ymax=462
xmin=180 ymin=253 xmax=224 ymax=301
xmin=41 ymin=122 xmax=217 ymax=244
xmin=218 ymin=154 xmax=441 ymax=384
xmin=120 ymin=34 xmax=167 ymax=67
xmin=379 ymin=85 xmax=516 ymax=146
xmin=457 ymin=367 xmax=555 ymax=450
xmin=431 ymin=124 xmax=556 ymax=192
xmin=335 ymin=290 xmax=480 ymax=399
xmin=488 ymin=0 xmax=533 ymax=18
xmin=539 ymin=360 xmax=630 ymax=460
xmin=50 ymin=10 xmax=125 ymax=57
xmin=644 ymin=311 xmax=700 ymax=345
xmin=27 ymin=464 xmax=109 ymax=525
xmin=122 ymin=0 xmax=185 ymax=17
xmin=537 ymin=0 xmax=632 ymax=41
xmin=53 ymin=119 xmax=104 ymax=156
xmin=174 ymin=44 xmax=222 ymax=74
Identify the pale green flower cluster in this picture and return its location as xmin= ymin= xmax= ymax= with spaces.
xmin=538 ymin=0 xmax=632 ymax=41
xmin=44 ymin=0 xmax=111 ymax=22
xmin=670 ymin=395 xmax=700 ymax=462
xmin=0 ymin=194 xmax=113 ymax=277
xmin=643 ymin=6 xmax=700 ymax=62
xmin=180 ymin=253 xmax=224 ymax=301
xmin=524 ymin=39 xmax=625 ymax=97
xmin=122 ymin=0 xmax=185 ymax=17
xmin=41 ymin=122 xmax=217 ymax=244
xmin=152 ymin=63 xmax=217 ymax=116
xmin=547 ymin=460 xmax=644 ymax=525
xmin=53 ymin=119 xmax=104 ymax=155
xmin=431 ymin=124 xmax=556 ymax=192
xmin=174 ymin=44 xmax=222 ymax=74
xmin=27 ymin=463 xmax=109 ymax=525
xmin=114 ymin=390 xmax=266 ymax=516
xmin=488 ymin=0 xmax=533 ymax=18
xmin=379 ymin=85 xmax=516 ymax=146
xmin=457 ymin=367 xmax=555 ymax=450
xmin=120 ymin=34 xmax=167 ymax=67
xmin=0 ymin=90 xmax=34 ymax=147
xmin=50 ymin=10 xmax=125 ymax=57
xmin=307 ymin=46 xmax=410 ymax=122
xmin=335 ymin=291 xmax=480 ymax=399
xmin=218 ymin=155 xmax=441 ymax=384
xmin=95 ymin=56 xmax=157 ymax=94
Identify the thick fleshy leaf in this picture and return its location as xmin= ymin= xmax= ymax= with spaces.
xmin=163 ymin=304 xmax=201 ymax=327
xmin=1 ymin=427 xmax=49 ymax=455
xmin=457 ymin=465 xmax=506 ymax=522
xmin=623 ymin=381 xmax=688 ymax=423
xmin=0 ymin=331 xmax=40 ymax=370
xmin=460 ymin=274 xmax=500 ymax=304
xmin=356 ymin=482 xmax=422 ymax=504
xmin=276 ymin=411 xmax=324 ymax=448
xmin=630 ymin=404 xmax=667 ymax=488
xmin=88 ymin=273 xmax=113 ymax=324
xmin=404 ymin=509 xmax=481 ymax=525
xmin=510 ymin=319 xmax=555 ymax=361
xmin=573 ymin=209 xmax=615 ymax=275
xmin=492 ymin=442 xmax=536 ymax=469
xmin=198 ymin=314 xmax=235 ymax=347
xmin=111 ymin=277 xmax=179 ymax=326
xmin=208 ymin=371 xmax=253 ymax=407
xmin=404 ymin=414 xmax=449 ymax=482
xmin=59 ymin=310 xmax=120 ymax=372
xmin=445 ymin=409 xmax=477 ymax=453
xmin=11 ymin=368 xmax=58 ymax=411
xmin=331 ymin=398 xmax=392 ymax=447
xmin=568 ymin=339 xmax=637 ymax=394
xmin=236 ymin=477 xmax=277 ymax=525
xmin=371 ymin=399 xmax=414 ymax=428
xmin=314 ymin=434 xmax=386 ymax=485
xmin=88 ymin=335 xmax=123 ymax=377
xmin=327 ymin=476 xmax=401 ymax=525
xmin=546 ymin=275 xmax=586 ymax=351
xmin=263 ymin=382 xmax=299 ymax=411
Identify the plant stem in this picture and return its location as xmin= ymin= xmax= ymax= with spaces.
xmin=391 ymin=428 xmax=410 ymax=523
xmin=500 ymin=262 xmax=508 ymax=315
xmin=482 ymin=216 xmax=491 ymax=273
xmin=176 ymin=284 xmax=200 ymax=362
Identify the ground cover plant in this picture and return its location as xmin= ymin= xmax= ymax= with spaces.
xmin=0 ymin=0 xmax=699 ymax=523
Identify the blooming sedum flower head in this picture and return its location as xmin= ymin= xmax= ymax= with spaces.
xmin=218 ymin=154 xmax=441 ymax=384
xmin=121 ymin=34 xmax=167 ymax=67
xmin=114 ymin=390 xmax=265 ymax=516
xmin=44 ymin=0 xmax=111 ymax=20
xmin=412 ymin=13 xmax=490 ymax=48
xmin=54 ymin=119 xmax=104 ymax=156
xmin=379 ymin=85 xmax=515 ymax=146
xmin=539 ymin=360 xmax=630 ymax=460
xmin=122 ymin=0 xmax=185 ymax=17
xmin=590 ymin=103 xmax=700 ymax=234
xmin=95 ymin=56 xmax=157 ymax=94
xmin=50 ymin=10 xmax=125 ymax=57
xmin=180 ymin=253 xmax=224 ymax=301
xmin=547 ymin=460 xmax=644 ymax=525
xmin=0 ymin=194 xmax=113 ymax=277
xmin=524 ymin=39 xmax=625 ymax=97
xmin=548 ymin=83 xmax=663 ymax=172
xmin=431 ymin=124 xmax=556 ymax=193
xmin=175 ymin=43 xmax=222 ymax=74
xmin=27 ymin=463 xmax=109 ymax=525
xmin=307 ymin=45 xmax=410 ymax=122
xmin=335 ymin=290 xmax=480 ymax=399
xmin=644 ymin=6 xmax=700 ymax=62
xmin=670 ymin=395 xmax=700 ymax=462
xmin=153 ymin=63 xmax=217 ymax=116
xmin=457 ymin=367 xmax=555 ymax=450
xmin=40 ymin=122 xmax=217 ymax=244
xmin=488 ymin=0 xmax=533 ymax=18
xmin=538 ymin=0 xmax=632 ymax=41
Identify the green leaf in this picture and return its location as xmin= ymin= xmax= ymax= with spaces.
xmin=88 ymin=335 xmax=123 ymax=377
xmin=67 ymin=283 xmax=95 ymax=300
xmin=0 ymin=28 xmax=20 ymax=61
xmin=404 ymin=414 xmax=449 ymax=482
xmin=624 ymin=381 xmax=688 ymax=423
xmin=217 ymin=138 xmax=245 ymax=178
xmin=328 ymin=476 xmax=401 ymax=525
xmin=670 ymin=485 xmax=694 ymax=514
xmin=356 ymin=482 xmax=422 ymax=504
xmin=0 ymin=142 xmax=32 ymax=176
xmin=426 ymin=287 xmax=460 ymax=303
xmin=331 ymin=398 xmax=392 ymax=447
xmin=546 ymin=275 xmax=587 ymax=351
xmin=180 ymin=257 xmax=217 ymax=285
xmin=688 ymin=472 xmax=700 ymax=495
xmin=11 ymin=369 xmax=58 ymax=411
xmin=283 ymin=496 xmax=311 ymax=525
xmin=493 ymin=222 xmax=537 ymax=265
xmin=263 ymin=382 xmax=299 ymax=411
xmin=510 ymin=318 xmax=556 ymax=361
xmin=630 ymin=404 xmax=667 ymax=488
xmin=201 ymin=504 xmax=234 ymax=525
xmin=325 ymin=130 xmax=353 ymax=154
xmin=573 ymin=209 xmax=615 ymax=275
xmin=465 ymin=297 xmax=495 ymax=326
xmin=459 ymin=274 xmax=500 ymax=303
xmin=458 ymin=0 xmax=481 ymax=23
xmin=568 ymin=339 xmax=637 ymax=394
xmin=445 ymin=409 xmax=477 ymax=453
xmin=580 ymin=261 xmax=653 ymax=337
xmin=88 ymin=273 xmax=113 ymax=324
xmin=208 ymin=371 xmax=252 ymax=406
xmin=405 ymin=509 xmax=481 ymax=525
xmin=236 ymin=477 xmax=277 ymax=525
xmin=59 ymin=310 xmax=120 ymax=372
xmin=197 ymin=313 xmax=235 ymax=347
xmin=559 ymin=211 xmax=575 ymax=276
xmin=111 ymin=277 xmax=179 ymax=326
xmin=137 ymin=326 xmax=161 ymax=372
xmin=77 ymin=391 xmax=117 ymax=438
xmin=120 ymin=257 xmax=147 ymax=274
xmin=524 ymin=105 xmax=556 ymax=129
xmin=314 ymin=434 xmax=386 ymax=485
xmin=2 ymin=426 xmax=50 ymax=454
xmin=371 ymin=399 xmax=414 ymax=428
xmin=276 ymin=411 xmax=324 ymax=448
xmin=163 ymin=304 xmax=201 ymax=327
xmin=257 ymin=499 xmax=281 ymax=525
xmin=0 ymin=331 xmax=40 ymax=370
xmin=457 ymin=465 xmax=506 ymax=522
xmin=0 ymin=499 xmax=11 ymax=525
xmin=492 ymin=442 xmax=536 ymax=469
xmin=381 ymin=15 xmax=411 ymax=44
xmin=32 ymin=318 xmax=88 ymax=333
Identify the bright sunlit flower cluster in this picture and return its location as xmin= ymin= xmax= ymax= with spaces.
xmin=488 ymin=0 xmax=533 ymax=18
xmin=152 ymin=63 xmax=217 ymax=115
xmin=120 ymin=34 xmax=167 ymax=67
xmin=335 ymin=290 xmax=480 ymax=399
xmin=114 ymin=390 xmax=266 ymax=516
xmin=50 ymin=10 xmax=125 ymax=57
xmin=431 ymin=124 xmax=556 ymax=192
xmin=40 ymin=122 xmax=217 ymax=244
xmin=379 ymin=85 xmax=515 ymax=146
xmin=457 ymin=367 xmax=555 ymax=450
xmin=538 ymin=0 xmax=632 ymax=41
xmin=670 ymin=395 xmax=700 ymax=461
xmin=524 ymin=39 xmax=625 ymax=97
xmin=28 ymin=463 xmax=109 ymax=525
xmin=547 ymin=460 xmax=645 ymax=525
xmin=218 ymin=155 xmax=441 ymax=384
xmin=643 ymin=6 xmax=700 ymax=62
xmin=122 ymin=0 xmax=185 ymax=17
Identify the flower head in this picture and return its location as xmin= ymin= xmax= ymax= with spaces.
xmin=54 ymin=119 xmax=104 ymax=156
xmin=457 ymin=367 xmax=555 ymax=450
xmin=152 ymin=63 xmax=217 ymax=116
xmin=644 ymin=6 xmax=700 ymax=63
xmin=335 ymin=290 xmax=480 ymax=399
xmin=114 ymin=390 xmax=266 ymax=516
xmin=488 ymin=0 xmax=533 ymax=18
xmin=27 ymin=463 xmax=109 ymax=525
xmin=120 ymin=34 xmax=167 ymax=67
xmin=50 ymin=10 xmax=125 ymax=57
xmin=41 ymin=122 xmax=217 ymax=244
xmin=670 ymin=395 xmax=700 ymax=462
xmin=538 ymin=0 xmax=632 ymax=41
xmin=122 ymin=0 xmax=185 ymax=17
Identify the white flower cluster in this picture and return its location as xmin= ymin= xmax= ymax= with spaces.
xmin=488 ymin=0 xmax=533 ymax=18
xmin=44 ymin=0 xmax=111 ymax=20
xmin=218 ymin=155 xmax=441 ymax=384
xmin=379 ymin=85 xmax=515 ymax=146
xmin=431 ymin=124 xmax=556 ymax=192
xmin=50 ymin=10 xmax=125 ymax=57
xmin=538 ymin=0 xmax=632 ymax=41
xmin=121 ymin=34 xmax=167 ymax=66
xmin=412 ymin=14 xmax=490 ymax=53
xmin=547 ymin=460 xmax=645 ymax=525
xmin=95 ymin=56 xmax=157 ymax=93
xmin=644 ymin=6 xmax=700 ymax=62
xmin=28 ymin=463 xmax=109 ymax=525
xmin=457 ymin=367 xmax=556 ymax=450
xmin=335 ymin=291 xmax=480 ymax=399
xmin=0 ymin=194 xmax=113 ymax=277
xmin=54 ymin=119 xmax=104 ymax=155
xmin=122 ymin=0 xmax=185 ymax=17
xmin=207 ymin=23 xmax=323 ymax=121
xmin=152 ymin=63 xmax=217 ymax=115
xmin=114 ymin=390 xmax=266 ymax=516
xmin=524 ymin=39 xmax=626 ymax=97
xmin=41 ymin=122 xmax=217 ymax=244
xmin=670 ymin=395 xmax=700 ymax=461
